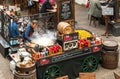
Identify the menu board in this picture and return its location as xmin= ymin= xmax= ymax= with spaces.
xmin=60 ymin=0 xmax=72 ymax=20
xmin=57 ymin=0 xmax=75 ymax=23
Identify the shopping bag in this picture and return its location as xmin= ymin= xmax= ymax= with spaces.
xmin=85 ymin=1 xmax=89 ymax=8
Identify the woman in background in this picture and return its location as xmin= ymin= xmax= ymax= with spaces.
xmin=88 ymin=0 xmax=102 ymax=27
xmin=39 ymin=0 xmax=55 ymax=13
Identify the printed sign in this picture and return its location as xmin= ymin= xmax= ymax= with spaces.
xmin=102 ymin=7 xmax=114 ymax=15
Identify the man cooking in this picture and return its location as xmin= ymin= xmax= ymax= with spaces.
xmin=23 ymin=20 xmax=38 ymax=43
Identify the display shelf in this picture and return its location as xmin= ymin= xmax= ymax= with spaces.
xmin=9 ymin=44 xmax=102 ymax=66
xmin=32 ymin=52 xmax=63 ymax=61
xmin=37 ymin=45 xmax=102 ymax=66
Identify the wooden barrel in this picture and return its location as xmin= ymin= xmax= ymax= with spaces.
xmin=14 ymin=61 xmax=36 ymax=79
xmin=14 ymin=69 xmax=36 ymax=79
xmin=101 ymin=40 xmax=119 ymax=69
xmin=57 ymin=22 xmax=73 ymax=34
xmin=102 ymin=40 xmax=118 ymax=51
xmin=15 ymin=61 xmax=36 ymax=73
xmin=101 ymin=50 xmax=119 ymax=69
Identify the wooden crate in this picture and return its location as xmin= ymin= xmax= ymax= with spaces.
xmin=56 ymin=75 xmax=68 ymax=79
xmin=79 ymin=72 xmax=96 ymax=79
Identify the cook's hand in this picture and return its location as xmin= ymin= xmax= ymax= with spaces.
xmin=30 ymin=41 xmax=35 ymax=44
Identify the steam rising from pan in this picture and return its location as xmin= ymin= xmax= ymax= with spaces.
xmin=30 ymin=30 xmax=56 ymax=46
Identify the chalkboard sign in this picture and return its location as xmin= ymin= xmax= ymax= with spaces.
xmin=57 ymin=0 xmax=75 ymax=24
xmin=60 ymin=0 xmax=72 ymax=20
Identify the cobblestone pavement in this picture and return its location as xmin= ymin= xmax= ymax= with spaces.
xmin=0 ymin=3 xmax=120 ymax=79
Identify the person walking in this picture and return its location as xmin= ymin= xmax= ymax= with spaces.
xmin=88 ymin=0 xmax=102 ymax=27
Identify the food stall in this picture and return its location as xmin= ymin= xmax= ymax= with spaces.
xmin=8 ymin=21 xmax=102 ymax=79
xmin=0 ymin=0 xmax=102 ymax=79
xmin=34 ymin=27 xmax=102 ymax=79
xmin=8 ymin=27 xmax=102 ymax=79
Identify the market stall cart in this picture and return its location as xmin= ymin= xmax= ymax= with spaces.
xmin=36 ymin=45 xmax=101 ymax=79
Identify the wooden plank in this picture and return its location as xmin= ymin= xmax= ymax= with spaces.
xmin=79 ymin=72 xmax=96 ymax=79
xmin=56 ymin=75 xmax=69 ymax=79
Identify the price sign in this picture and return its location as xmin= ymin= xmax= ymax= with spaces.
xmin=102 ymin=7 xmax=114 ymax=15
xmin=63 ymin=32 xmax=78 ymax=42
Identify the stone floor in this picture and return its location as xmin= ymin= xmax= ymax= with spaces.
xmin=0 ymin=3 xmax=120 ymax=79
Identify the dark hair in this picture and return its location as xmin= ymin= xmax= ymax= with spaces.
xmin=46 ymin=0 xmax=49 ymax=2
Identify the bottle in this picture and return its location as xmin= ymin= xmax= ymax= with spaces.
xmin=45 ymin=51 xmax=48 ymax=56
xmin=87 ymin=40 xmax=91 ymax=47
xmin=91 ymin=39 xmax=95 ymax=46
xmin=92 ymin=33 xmax=96 ymax=40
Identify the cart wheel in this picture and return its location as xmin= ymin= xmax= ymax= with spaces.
xmin=43 ymin=65 xmax=61 ymax=79
xmin=81 ymin=55 xmax=99 ymax=72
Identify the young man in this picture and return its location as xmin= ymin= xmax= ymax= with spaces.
xmin=9 ymin=17 xmax=21 ymax=38
xmin=23 ymin=20 xmax=38 ymax=43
